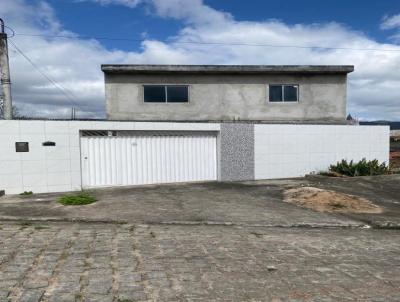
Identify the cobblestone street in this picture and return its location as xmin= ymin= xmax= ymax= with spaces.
xmin=0 ymin=222 xmax=399 ymax=301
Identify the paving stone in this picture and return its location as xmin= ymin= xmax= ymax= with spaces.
xmin=86 ymin=281 xmax=112 ymax=295
xmin=53 ymin=281 xmax=81 ymax=293
xmin=0 ymin=222 xmax=400 ymax=301
xmin=118 ymin=290 xmax=147 ymax=301
xmin=23 ymin=278 xmax=49 ymax=289
xmin=19 ymin=289 xmax=44 ymax=302
xmin=0 ymin=279 xmax=18 ymax=290
xmin=0 ymin=290 xmax=10 ymax=302
xmin=48 ymin=291 xmax=79 ymax=302
xmin=84 ymin=294 xmax=113 ymax=302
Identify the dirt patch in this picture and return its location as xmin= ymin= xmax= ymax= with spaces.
xmin=390 ymin=152 xmax=400 ymax=172
xmin=283 ymin=187 xmax=383 ymax=214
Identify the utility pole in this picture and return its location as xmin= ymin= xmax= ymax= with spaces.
xmin=0 ymin=18 xmax=12 ymax=120
xmin=71 ymin=107 xmax=76 ymax=120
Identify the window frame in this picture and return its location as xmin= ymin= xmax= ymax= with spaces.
xmin=268 ymin=84 xmax=299 ymax=103
xmin=143 ymin=84 xmax=190 ymax=103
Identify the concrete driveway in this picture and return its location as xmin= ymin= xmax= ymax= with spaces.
xmin=1 ymin=175 xmax=400 ymax=228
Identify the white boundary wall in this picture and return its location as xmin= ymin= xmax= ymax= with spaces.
xmin=0 ymin=120 xmax=390 ymax=194
xmin=0 ymin=120 xmax=220 ymax=194
xmin=254 ymin=124 xmax=389 ymax=179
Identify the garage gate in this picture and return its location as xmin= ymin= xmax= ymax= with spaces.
xmin=80 ymin=131 xmax=218 ymax=188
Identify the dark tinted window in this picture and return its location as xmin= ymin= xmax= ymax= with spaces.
xmin=269 ymin=85 xmax=298 ymax=102
xmin=284 ymin=85 xmax=298 ymax=102
xmin=167 ymin=86 xmax=188 ymax=102
xmin=144 ymin=85 xmax=166 ymax=102
xmin=269 ymin=85 xmax=283 ymax=102
xmin=15 ymin=142 xmax=29 ymax=152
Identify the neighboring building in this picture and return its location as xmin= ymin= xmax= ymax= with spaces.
xmin=391 ymin=130 xmax=400 ymax=138
xmin=346 ymin=114 xmax=359 ymax=125
xmin=102 ymin=65 xmax=354 ymax=123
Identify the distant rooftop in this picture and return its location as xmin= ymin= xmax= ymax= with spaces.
xmin=101 ymin=64 xmax=354 ymax=75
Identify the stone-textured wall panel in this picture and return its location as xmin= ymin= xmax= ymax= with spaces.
xmin=220 ymin=123 xmax=254 ymax=181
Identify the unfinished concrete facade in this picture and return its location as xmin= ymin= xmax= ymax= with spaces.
xmin=102 ymin=65 xmax=354 ymax=123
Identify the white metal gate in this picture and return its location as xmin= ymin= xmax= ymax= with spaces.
xmin=80 ymin=133 xmax=217 ymax=187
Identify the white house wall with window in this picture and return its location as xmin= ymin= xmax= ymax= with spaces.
xmin=103 ymin=65 xmax=352 ymax=122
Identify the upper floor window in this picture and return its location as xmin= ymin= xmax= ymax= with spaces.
xmin=144 ymin=85 xmax=189 ymax=103
xmin=269 ymin=85 xmax=299 ymax=102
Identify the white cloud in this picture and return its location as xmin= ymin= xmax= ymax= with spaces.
xmin=381 ymin=14 xmax=400 ymax=43
xmin=77 ymin=0 xmax=143 ymax=8
xmin=381 ymin=14 xmax=400 ymax=29
xmin=0 ymin=0 xmax=137 ymax=118
xmin=1 ymin=0 xmax=400 ymax=120
xmin=151 ymin=0 xmax=232 ymax=26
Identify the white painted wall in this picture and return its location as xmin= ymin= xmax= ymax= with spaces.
xmin=254 ymin=124 xmax=390 ymax=179
xmin=0 ymin=120 xmax=220 ymax=194
xmin=0 ymin=120 xmax=389 ymax=194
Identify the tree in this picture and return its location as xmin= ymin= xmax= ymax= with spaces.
xmin=0 ymin=99 xmax=25 ymax=119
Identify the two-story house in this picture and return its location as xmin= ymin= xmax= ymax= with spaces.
xmin=102 ymin=65 xmax=353 ymax=123
xmin=0 ymin=65 xmax=389 ymax=194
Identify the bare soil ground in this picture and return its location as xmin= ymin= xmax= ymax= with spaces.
xmin=390 ymin=151 xmax=400 ymax=171
xmin=284 ymin=187 xmax=383 ymax=214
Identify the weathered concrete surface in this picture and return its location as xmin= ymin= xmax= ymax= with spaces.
xmin=1 ymin=222 xmax=399 ymax=301
xmin=102 ymin=64 xmax=355 ymax=74
xmin=105 ymin=71 xmax=348 ymax=122
xmin=1 ymin=175 xmax=400 ymax=227
xmin=0 ymin=182 xmax=363 ymax=228
xmin=303 ymin=174 xmax=400 ymax=228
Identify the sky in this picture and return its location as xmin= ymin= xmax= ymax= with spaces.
xmin=0 ymin=0 xmax=400 ymax=120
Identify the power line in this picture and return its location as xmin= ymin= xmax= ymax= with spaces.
xmin=8 ymin=39 xmax=83 ymax=110
xmin=13 ymin=32 xmax=400 ymax=53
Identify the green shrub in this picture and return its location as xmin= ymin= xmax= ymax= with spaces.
xmin=329 ymin=158 xmax=389 ymax=177
xmin=58 ymin=192 xmax=97 ymax=206
xmin=20 ymin=191 xmax=33 ymax=195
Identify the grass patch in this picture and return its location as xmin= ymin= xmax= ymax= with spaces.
xmin=19 ymin=191 xmax=33 ymax=196
xmin=58 ymin=192 xmax=97 ymax=206
xmin=18 ymin=221 xmax=33 ymax=229
xmin=34 ymin=225 xmax=50 ymax=230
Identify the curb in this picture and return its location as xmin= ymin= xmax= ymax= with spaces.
xmin=0 ymin=217 xmax=370 ymax=229
xmin=1 ymin=217 xmax=399 ymax=230
xmin=148 ymin=220 xmax=370 ymax=229
xmin=0 ymin=217 xmax=127 ymax=225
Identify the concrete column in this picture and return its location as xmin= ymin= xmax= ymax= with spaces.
xmin=0 ymin=32 xmax=12 ymax=120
